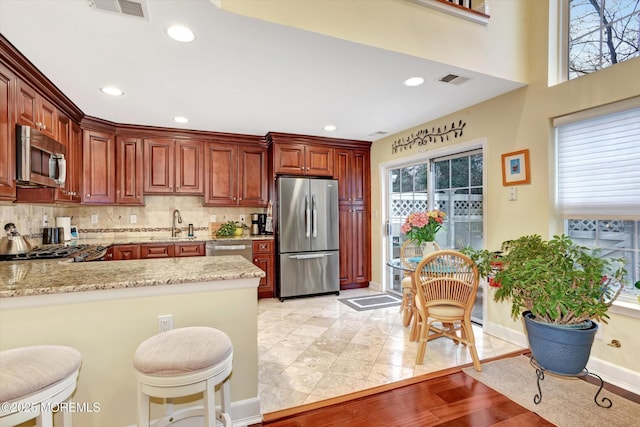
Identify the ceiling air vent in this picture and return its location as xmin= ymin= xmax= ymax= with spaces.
xmin=88 ymin=0 xmax=148 ymax=19
xmin=438 ymin=73 xmax=470 ymax=85
xmin=369 ymin=131 xmax=389 ymax=138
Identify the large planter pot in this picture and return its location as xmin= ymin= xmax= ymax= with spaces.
xmin=523 ymin=311 xmax=598 ymax=375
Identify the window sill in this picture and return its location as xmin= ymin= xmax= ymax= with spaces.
xmin=610 ymin=299 xmax=640 ymax=319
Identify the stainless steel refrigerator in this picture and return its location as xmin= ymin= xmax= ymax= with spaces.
xmin=277 ymin=177 xmax=340 ymax=300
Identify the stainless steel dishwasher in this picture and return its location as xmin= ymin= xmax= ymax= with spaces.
xmin=205 ymin=240 xmax=252 ymax=261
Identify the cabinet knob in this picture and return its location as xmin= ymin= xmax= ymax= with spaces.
xmin=86 ymin=194 xmax=90 ymax=198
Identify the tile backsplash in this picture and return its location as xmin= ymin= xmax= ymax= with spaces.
xmin=0 ymin=196 xmax=264 ymax=244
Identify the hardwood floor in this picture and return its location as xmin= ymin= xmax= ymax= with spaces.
xmin=256 ymin=351 xmax=639 ymax=427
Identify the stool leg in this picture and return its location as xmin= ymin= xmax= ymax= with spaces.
xmin=137 ymin=384 xmax=150 ymax=427
xmin=203 ymin=378 xmax=216 ymax=427
xmin=36 ymin=408 xmax=53 ymax=427
xmin=62 ymin=407 xmax=73 ymax=426
xmin=217 ymin=377 xmax=232 ymax=426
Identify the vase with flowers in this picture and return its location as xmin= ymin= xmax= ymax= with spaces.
xmin=400 ymin=210 xmax=446 ymax=257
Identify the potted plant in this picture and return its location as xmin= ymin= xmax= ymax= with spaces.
xmin=463 ymin=234 xmax=626 ymax=375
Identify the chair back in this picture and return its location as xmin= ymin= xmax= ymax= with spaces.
xmin=414 ymin=250 xmax=479 ymax=311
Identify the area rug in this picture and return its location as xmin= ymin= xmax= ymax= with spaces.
xmin=463 ymin=355 xmax=640 ymax=427
xmin=338 ymin=293 xmax=402 ymax=311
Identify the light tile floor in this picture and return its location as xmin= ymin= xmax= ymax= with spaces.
xmin=257 ymin=288 xmax=524 ymax=414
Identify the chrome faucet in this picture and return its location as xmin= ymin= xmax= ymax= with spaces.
xmin=172 ymin=209 xmax=183 ymax=237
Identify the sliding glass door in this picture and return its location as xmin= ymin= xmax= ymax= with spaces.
xmin=386 ymin=149 xmax=484 ymax=323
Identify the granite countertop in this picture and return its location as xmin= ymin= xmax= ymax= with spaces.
xmin=0 ymin=255 xmax=265 ymax=298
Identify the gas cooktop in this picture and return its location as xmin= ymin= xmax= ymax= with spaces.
xmin=1 ymin=244 xmax=109 ymax=262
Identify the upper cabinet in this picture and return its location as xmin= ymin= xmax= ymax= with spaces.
xmin=82 ymin=128 xmax=116 ymax=204
xmin=116 ymin=136 xmax=143 ymax=205
xmin=0 ymin=63 xmax=14 ymax=201
xmin=334 ymin=148 xmax=369 ymax=206
xmin=273 ymin=143 xmax=334 ymax=176
xmin=15 ymin=79 xmax=57 ymax=139
xmin=143 ymin=138 xmax=204 ymax=195
xmin=204 ymin=140 xmax=268 ymax=207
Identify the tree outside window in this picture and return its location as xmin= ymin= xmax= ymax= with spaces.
xmin=569 ymin=0 xmax=639 ymax=79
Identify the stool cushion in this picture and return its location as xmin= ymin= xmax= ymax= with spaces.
xmin=0 ymin=345 xmax=81 ymax=403
xmin=133 ymin=327 xmax=232 ymax=376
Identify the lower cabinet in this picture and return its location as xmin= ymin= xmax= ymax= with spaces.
xmin=108 ymin=244 xmax=140 ymax=261
xmin=338 ymin=205 xmax=370 ymax=288
xmin=252 ymin=240 xmax=274 ymax=299
xmin=141 ymin=244 xmax=175 ymax=259
xmin=175 ymin=242 xmax=206 ymax=257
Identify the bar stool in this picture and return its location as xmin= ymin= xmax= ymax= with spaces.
xmin=133 ymin=326 xmax=233 ymax=427
xmin=0 ymin=345 xmax=82 ymax=427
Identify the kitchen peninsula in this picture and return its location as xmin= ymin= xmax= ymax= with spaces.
xmin=0 ymin=256 xmax=264 ymax=426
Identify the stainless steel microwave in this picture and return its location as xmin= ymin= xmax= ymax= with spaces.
xmin=15 ymin=124 xmax=66 ymax=188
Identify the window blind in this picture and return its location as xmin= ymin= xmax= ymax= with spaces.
xmin=556 ymin=106 xmax=640 ymax=218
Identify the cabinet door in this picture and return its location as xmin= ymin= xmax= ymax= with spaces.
xmin=273 ymin=143 xmax=305 ymax=175
xmin=82 ymin=130 xmax=115 ymax=204
xmin=204 ymin=142 xmax=236 ymax=205
xmin=334 ymin=149 xmax=351 ymax=204
xmin=38 ymin=96 xmax=57 ymax=139
xmin=140 ymin=244 xmax=175 ymax=258
xmin=68 ymin=123 xmax=82 ymax=203
xmin=253 ymin=240 xmax=274 ymax=298
xmin=175 ymin=242 xmax=205 ymax=257
xmin=54 ymin=113 xmax=72 ymax=202
xmin=306 ymin=146 xmax=334 ymax=176
xmin=238 ymin=146 xmax=268 ymax=206
xmin=350 ymin=150 xmax=369 ymax=206
xmin=143 ymin=138 xmax=174 ymax=193
xmin=15 ymin=79 xmax=37 ymax=128
xmin=338 ymin=205 xmax=370 ymax=288
xmin=175 ymin=140 xmax=204 ymax=194
xmin=112 ymin=244 xmax=141 ymax=260
xmin=0 ymin=63 xmax=14 ymax=200
xmin=116 ymin=137 xmax=143 ymax=204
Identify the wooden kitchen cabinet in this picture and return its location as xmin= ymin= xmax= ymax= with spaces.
xmin=203 ymin=142 xmax=268 ymax=207
xmin=140 ymin=243 xmax=175 ymax=259
xmin=339 ymin=204 xmax=370 ymax=288
xmin=175 ymin=242 xmax=205 ymax=257
xmin=15 ymin=79 xmax=57 ymax=139
xmin=253 ymin=240 xmax=275 ymax=298
xmin=82 ymin=129 xmax=116 ymax=204
xmin=335 ymin=148 xmax=369 ymax=206
xmin=53 ymin=114 xmax=81 ymax=203
xmin=273 ymin=143 xmax=334 ymax=176
xmin=143 ymin=138 xmax=204 ymax=195
xmin=0 ymin=62 xmax=14 ymax=201
xmin=116 ymin=136 xmax=144 ymax=205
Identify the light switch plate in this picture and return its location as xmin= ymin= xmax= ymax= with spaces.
xmin=210 ymin=215 xmax=216 ymax=222
xmin=508 ymin=187 xmax=517 ymax=201
xmin=91 ymin=214 xmax=98 ymax=224
xmin=130 ymin=214 xmax=137 ymax=224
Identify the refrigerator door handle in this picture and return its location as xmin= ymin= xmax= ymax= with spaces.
xmin=312 ymin=193 xmax=318 ymax=238
xmin=289 ymin=253 xmax=330 ymax=260
xmin=305 ymin=193 xmax=311 ymax=238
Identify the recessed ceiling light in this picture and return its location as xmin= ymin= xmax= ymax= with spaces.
xmin=403 ymin=77 xmax=424 ymax=87
xmin=324 ymin=124 xmax=337 ymax=132
xmin=174 ymin=116 xmax=189 ymax=124
xmin=100 ymin=86 xmax=124 ymax=96
xmin=167 ymin=25 xmax=195 ymax=43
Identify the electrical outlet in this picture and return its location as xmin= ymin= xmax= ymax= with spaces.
xmin=91 ymin=214 xmax=99 ymax=224
xmin=239 ymin=214 xmax=246 ymax=223
xmin=158 ymin=314 xmax=173 ymax=333
xmin=210 ymin=215 xmax=217 ymax=222
xmin=130 ymin=214 xmax=137 ymax=224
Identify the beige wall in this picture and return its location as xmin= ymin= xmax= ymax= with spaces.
xmin=0 ymin=285 xmax=258 ymax=427
xmin=369 ymin=0 xmax=640 ymax=380
xmin=217 ymin=0 xmax=530 ymax=82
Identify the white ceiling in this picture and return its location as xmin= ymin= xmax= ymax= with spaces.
xmin=0 ymin=0 xmax=524 ymax=141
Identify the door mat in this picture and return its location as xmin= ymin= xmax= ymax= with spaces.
xmin=463 ymin=355 xmax=640 ymax=427
xmin=338 ymin=293 xmax=402 ymax=311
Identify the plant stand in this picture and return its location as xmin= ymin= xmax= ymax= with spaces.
xmin=529 ymin=356 xmax=612 ymax=408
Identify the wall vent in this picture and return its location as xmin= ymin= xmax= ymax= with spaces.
xmin=369 ymin=131 xmax=389 ymax=138
xmin=88 ymin=0 xmax=148 ymax=19
xmin=438 ymin=73 xmax=470 ymax=85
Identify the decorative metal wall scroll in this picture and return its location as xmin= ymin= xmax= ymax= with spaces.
xmin=391 ymin=120 xmax=466 ymax=154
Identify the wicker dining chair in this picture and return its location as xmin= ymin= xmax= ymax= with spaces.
xmin=399 ymin=240 xmax=441 ymax=327
xmin=412 ymin=250 xmax=482 ymax=371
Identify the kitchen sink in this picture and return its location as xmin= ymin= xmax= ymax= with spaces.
xmin=146 ymin=236 xmax=199 ymax=241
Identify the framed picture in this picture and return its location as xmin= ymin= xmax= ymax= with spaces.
xmin=501 ymin=149 xmax=530 ymax=186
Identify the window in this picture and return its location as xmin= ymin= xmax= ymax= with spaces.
xmin=568 ymin=0 xmax=639 ymax=80
xmin=554 ymin=98 xmax=640 ymax=302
